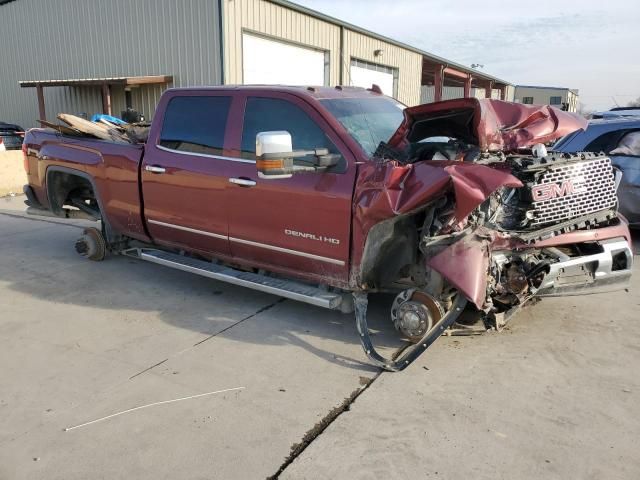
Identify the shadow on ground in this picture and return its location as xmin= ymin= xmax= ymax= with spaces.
xmin=1 ymin=214 xmax=405 ymax=373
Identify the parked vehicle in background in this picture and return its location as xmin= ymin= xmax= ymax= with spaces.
xmin=21 ymin=88 xmax=634 ymax=371
xmin=591 ymin=107 xmax=640 ymax=120
xmin=554 ymin=117 xmax=640 ymax=226
xmin=0 ymin=122 xmax=24 ymax=150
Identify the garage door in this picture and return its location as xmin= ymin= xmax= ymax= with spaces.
xmin=242 ymin=33 xmax=328 ymax=86
xmin=349 ymin=59 xmax=397 ymax=97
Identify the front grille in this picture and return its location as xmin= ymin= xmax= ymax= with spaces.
xmin=529 ymin=157 xmax=617 ymax=227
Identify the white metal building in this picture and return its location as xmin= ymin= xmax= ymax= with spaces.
xmin=0 ymin=0 xmax=513 ymax=128
xmin=514 ymin=85 xmax=579 ymax=112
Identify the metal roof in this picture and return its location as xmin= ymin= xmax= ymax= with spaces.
xmin=267 ymin=0 xmax=512 ymax=86
xmin=516 ymin=85 xmax=579 ymax=94
xmin=19 ymin=76 xmax=173 ymax=88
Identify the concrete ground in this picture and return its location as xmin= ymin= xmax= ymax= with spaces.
xmin=1 ymin=195 xmax=639 ymax=480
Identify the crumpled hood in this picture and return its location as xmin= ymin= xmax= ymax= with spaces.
xmin=386 ymin=98 xmax=587 ymax=152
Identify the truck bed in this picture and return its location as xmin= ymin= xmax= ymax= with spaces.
xmin=23 ymin=128 xmax=148 ymax=241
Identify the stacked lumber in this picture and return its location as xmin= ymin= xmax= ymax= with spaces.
xmin=37 ymin=114 xmax=150 ymax=144
xmin=58 ymin=114 xmax=130 ymax=143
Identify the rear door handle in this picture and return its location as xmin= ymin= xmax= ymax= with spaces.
xmin=145 ymin=165 xmax=166 ymax=174
xmin=229 ymin=177 xmax=256 ymax=187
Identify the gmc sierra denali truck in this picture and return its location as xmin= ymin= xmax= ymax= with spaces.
xmin=22 ymin=86 xmax=634 ymax=371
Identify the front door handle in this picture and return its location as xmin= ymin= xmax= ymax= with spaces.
xmin=229 ymin=177 xmax=256 ymax=187
xmin=145 ymin=165 xmax=166 ymax=174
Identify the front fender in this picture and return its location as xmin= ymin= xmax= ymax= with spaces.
xmin=444 ymin=163 xmax=521 ymax=222
xmin=426 ymin=233 xmax=491 ymax=309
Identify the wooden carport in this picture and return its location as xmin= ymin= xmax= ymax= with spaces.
xmin=18 ymin=75 xmax=173 ymax=121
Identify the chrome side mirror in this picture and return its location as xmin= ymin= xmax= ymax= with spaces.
xmin=255 ymin=131 xmax=341 ymax=179
xmin=256 ymin=131 xmax=294 ymax=179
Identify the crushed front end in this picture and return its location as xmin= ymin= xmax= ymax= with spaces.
xmin=351 ymin=98 xmax=633 ymax=371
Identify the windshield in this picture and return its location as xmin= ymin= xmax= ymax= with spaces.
xmin=320 ymin=97 xmax=405 ymax=156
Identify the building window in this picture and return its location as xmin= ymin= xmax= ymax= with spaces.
xmin=550 ymin=96 xmax=562 ymax=105
xmin=159 ymin=96 xmax=231 ymax=156
xmin=522 ymin=96 xmax=534 ymax=104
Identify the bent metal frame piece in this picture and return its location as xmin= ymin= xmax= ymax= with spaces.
xmin=353 ymin=292 xmax=468 ymax=371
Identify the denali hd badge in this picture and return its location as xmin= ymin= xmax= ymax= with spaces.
xmin=531 ymin=176 xmax=587 ymax=202
xmin=284 ymin=229 xmax=340 ymax=245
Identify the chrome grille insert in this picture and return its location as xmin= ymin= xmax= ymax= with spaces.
xmin=530 ymin=157 xmax=617 ymax=227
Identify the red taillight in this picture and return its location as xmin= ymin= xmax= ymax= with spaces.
xmin=22 ymin=143 xmax=29 ymax=174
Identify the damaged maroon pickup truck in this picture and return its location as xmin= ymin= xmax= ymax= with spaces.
xmin=22 ymin=86 xmax=634 ymax=371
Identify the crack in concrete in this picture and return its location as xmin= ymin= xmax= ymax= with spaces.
xmin=267 ymin=370 xmax=383 ymax=479
xmin=129 ymin=359 xmax=168 ymax=380
xmin=193 ymin=297 xmax=286 ymax=347
xmin=127 ymin=298 xmax=286 ymax=380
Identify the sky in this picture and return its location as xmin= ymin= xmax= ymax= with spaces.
xmin=295 ymin=0 xmax=640 ymax=111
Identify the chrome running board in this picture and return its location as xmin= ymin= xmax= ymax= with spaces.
xmin=123 ymin=248 xmax=352 ymax=312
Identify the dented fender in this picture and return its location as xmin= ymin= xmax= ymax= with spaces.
xmin=352 ymin=160 xmax=522 ymax=288
xmin=426 ymin=233 xmax=491 ymax=309
xmin=444 ymin=163 xmax=522 ymax=222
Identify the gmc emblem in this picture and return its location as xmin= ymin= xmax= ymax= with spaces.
xmin=531 ymin=176 xmax=587 ymax=202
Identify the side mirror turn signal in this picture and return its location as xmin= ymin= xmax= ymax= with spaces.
xmin=256 ymin=131 xmax=340 ymax=179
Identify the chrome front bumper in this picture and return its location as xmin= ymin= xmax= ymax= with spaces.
xmin=536 ymin=238 xmax=633 ymax=296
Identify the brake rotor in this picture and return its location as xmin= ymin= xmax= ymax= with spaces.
xmin=74 ymin=227 xmax=107 ymax=261
xmin=391 ymin=290 xmax=445 ymax=343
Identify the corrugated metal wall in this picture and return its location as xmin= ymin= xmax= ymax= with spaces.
xmin=420 ymin=86 xmax=488 ymax=104
xmin=504 ymin=85 xmax=515 ymax=102
xmin=0 ymin=0 xmax=222 ymax=128
xmin=223 ymin=0 xmax=422 ymax=106
xmin=1 ymin=0 xmax=511 ymax=128
xmin=343 ymin=30 xmax=422 ymax=106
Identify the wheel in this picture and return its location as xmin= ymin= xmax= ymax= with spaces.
xmin=74 ymin=227 xmax=107 ymax=261
xmin=390 ymin=289 xmax=445 ymax=343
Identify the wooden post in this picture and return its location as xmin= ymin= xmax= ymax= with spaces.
xmin=463 ymin=74 xmax=472 ymax=98
xmin=101 ymin=83 xmax=112 ymax=115
xmin=36 ymin=84 xmax=46 ymax=121
xmin=434 ymin=65 xmax=444 ymax=102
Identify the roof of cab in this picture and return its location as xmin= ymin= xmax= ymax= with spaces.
xmin=165 ymin=84 xmax=390 ymax=101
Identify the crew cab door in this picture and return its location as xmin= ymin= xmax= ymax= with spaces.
xmin=141 ymin=92 xmax=235 ymax=255
xmin=226 ymin=93 xmax=357 ymax=283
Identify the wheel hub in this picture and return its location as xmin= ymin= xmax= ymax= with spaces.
xmin=391 ymin=290 xmax=445 ymax=342
xmin=74 ymin=227 xmax=106 ymax=261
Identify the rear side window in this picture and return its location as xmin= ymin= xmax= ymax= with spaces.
xmin=241 ymin=97 xmax=344 ymax=171
xmin=159 ymin=96 xmax=231 ymax=155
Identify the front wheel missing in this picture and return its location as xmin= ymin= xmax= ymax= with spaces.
xmin=74 ymin=227 xmax=107 ymax=261
xmin=354 ymin=291 xmax=467 ymax=371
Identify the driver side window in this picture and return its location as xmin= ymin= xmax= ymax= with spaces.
xmin=241 ymin=97 xmax=345 ymax=172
